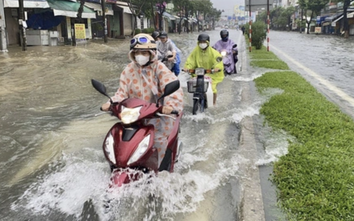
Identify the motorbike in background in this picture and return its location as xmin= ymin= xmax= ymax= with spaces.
xmin=185 ymin=68 xmax=214 ymax=115
xmin=219 ymin=44 xmax=238 ymax=75
xmin=91 ymin=79 xmax=183 ymax=187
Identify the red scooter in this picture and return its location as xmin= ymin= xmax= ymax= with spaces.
xmin=91 ymin=79 xmax=183 ymax=187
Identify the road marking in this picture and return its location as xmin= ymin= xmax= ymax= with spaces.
xmin=270 ymin=44 xmax=354 ymax=108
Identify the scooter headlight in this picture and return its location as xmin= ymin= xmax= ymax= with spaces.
xmin=221 ymin=51 xmax=227 ymax=57
xmin=127 ymin=134 xmax=151 ymax=165
xmin=104 ymin=133 xmax=116 ymax=164
xmin=195 ymin=68 xmax=205 ymax=76
xmin=120 ymin=106 xmax=142 ymax=124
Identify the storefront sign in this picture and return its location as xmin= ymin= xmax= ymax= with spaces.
xmin=75 ymin=24 xmax=86 ymax=40
xmin=315 ymin=27 xmax=321 ymax=34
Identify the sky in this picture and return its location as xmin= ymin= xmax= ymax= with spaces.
xmin=210 ymin=0 xmax=245 ymax=16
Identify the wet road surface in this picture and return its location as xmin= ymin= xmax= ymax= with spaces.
xmin=268 ymin=31 xmax=354 ymax=119
xmin=0 ymin=29 xmax=324 ymax=221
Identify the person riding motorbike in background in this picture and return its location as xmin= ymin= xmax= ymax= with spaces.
xmin=156 ymin=32 xmax=176 ymax=71
xmin=184 ymin=33 xmax=224 ymax=106
xmin=151 ymin=31 xmax=181 ymax=76
xmin=101 ymin=33 xmax=184 ymax=167
xmin=213 ymin=29 xmax=238 ymax=74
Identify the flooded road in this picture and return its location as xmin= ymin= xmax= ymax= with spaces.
xmin=268 ymin=31 xmax=354 ymax=118
xmin=1 ymin=29 xmax=288 ymax=221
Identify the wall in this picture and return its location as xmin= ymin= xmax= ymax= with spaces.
xmin=5 ymin=9 xmax=19 ymax=45
xmin=123 ymin=12 xmax=132 ymax=36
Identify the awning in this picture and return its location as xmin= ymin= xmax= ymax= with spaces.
xmin=4 ymin=0 xmax=50 ymax=8
xmin=331 ymin=12 xmax=354 ymax=25
xmin=332 ymin=15 xmax=343 ymax=23
xmin=325 ymin=13 xmax=342 ymax=22
xmin=163 ymin=12 xmax=175 ymax=21
xmin=84 ymin=2 xmax=113 ymax=16
xmin=26 ymin=11 xmax=65 ymax=29
xmin=47 ymin=0 xmax=96 ymax=19
xmin=84 ymin=2 xmax=102 ymax=13
xmin=117 ymin=5 xmax=132 ymax=14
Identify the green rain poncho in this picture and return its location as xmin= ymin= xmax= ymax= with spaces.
xmin=184 ymin=43 xmax=224 ymax=93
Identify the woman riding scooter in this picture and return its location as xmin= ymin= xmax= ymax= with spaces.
xmin=184 ymin=33 xmax=224 ymax=106
xmin=101 ymin=33 xmax=184 ymax=168
xmin=213 ymin=29 xmax=238 ymax=74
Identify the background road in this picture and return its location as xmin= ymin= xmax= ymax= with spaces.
xmin=268 ymin=31 xmax=354 ymax=119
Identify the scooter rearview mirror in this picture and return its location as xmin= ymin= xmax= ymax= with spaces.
xmin=164 ymin=80 xmax=180 ymax=96
xmin=91 ymin=79 xmax=113 ymax=103
xmin=157 ymin=80 xmax=180 ymax=107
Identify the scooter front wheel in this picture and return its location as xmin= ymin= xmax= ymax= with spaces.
xmin=192 ymin=99 xmax=198 ymax=115
xmin=200 ymin=98 xmax=205 ymax=113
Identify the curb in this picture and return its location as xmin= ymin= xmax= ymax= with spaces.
xmin=238 ymin=37 xmax=266 ymax=221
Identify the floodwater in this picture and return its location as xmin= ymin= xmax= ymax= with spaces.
xmin=0 ymin=29 xmax=293 ymax=221
xmin=268 ymin=31 xmax=354 ymax=119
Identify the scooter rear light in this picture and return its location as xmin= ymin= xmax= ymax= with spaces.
xmin=120 ymin=106 xmax=142 ymax=124
xmin=127 ymin=134 xmax=151 ymax=166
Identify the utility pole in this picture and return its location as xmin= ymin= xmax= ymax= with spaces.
xmin=266 ymin=0 xmax=269 ymax=51
xmin=19 ymin=0 xmax=27 ymax=51
xmin=300 ymin=8 xmax=303 ymax=33
xmin=249 ymin=0 xmax=252 ymax=52
xmin=0 ymin=0 xmax=8 ymax=52
xmin=101 ymin=0 xmax=107 ymax=43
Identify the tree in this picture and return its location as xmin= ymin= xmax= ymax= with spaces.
xmin=192 ymin=0 xmax=213 ymax=31
xmin=298 ymin=0 xmax=328 ymax=34
xmin=332 ymin=0 xmax=351 ymax=38
xmin=269 ymin=6 xmax=284 ymax=30
xmin=172 ymin=0 xmax=192 ymax=33
xmin=122 ymin=0 xmax=144 ymax=35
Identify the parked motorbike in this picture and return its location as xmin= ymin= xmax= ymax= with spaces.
xmin=91 ymin=79 xmax=183 ymax=187
xmin=185 ymin=68 xmax=214 ymax=115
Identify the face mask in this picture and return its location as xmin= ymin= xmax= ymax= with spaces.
xmin=135 ymin=55 xmax=149 ymax=66
xmin=222 ymin=37 xmax=228 ymax=42
xmin=199 ymin=43 xmax=208 ymax=49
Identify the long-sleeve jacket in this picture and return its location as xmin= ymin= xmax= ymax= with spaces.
xmin=184 ymin=45 xmax=224 ymax=93
xmin=111 ymin=50 xmax=183 ymax=113
xmin=213 ymin=39 xmax=237 ymax=74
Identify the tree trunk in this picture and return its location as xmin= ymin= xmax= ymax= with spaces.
xmin=306 ymin=11 xmax=313 ymax=34
xmin=150 ymin=3 xmax=156 ymax=30
xmin=343 ymin=0 xmax=350 ymax=38
xmin=300 ymin=8 xmax=303 ymax=33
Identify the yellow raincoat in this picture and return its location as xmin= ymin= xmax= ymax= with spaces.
xmin=184 ymin=43 xmax=224 ymax=93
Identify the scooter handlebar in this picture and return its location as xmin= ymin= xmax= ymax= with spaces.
xmin=182 ymin=69 xmax=214 ymax=74
xmin=171 ymin=110 xmax=179 ymax=115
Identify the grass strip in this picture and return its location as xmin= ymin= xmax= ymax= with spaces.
xmin=249 ymin=46 xmax=289 ymax=70
xmin=250 ymin=46 xmax=354 ymax=220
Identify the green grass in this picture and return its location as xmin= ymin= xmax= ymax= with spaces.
xmin=249 ymin=46 xmax=289 ymax=70
xmin=251 ymin=46 xmax=354 ymax=220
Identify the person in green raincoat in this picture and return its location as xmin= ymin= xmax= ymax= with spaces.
xmin=184 ymin=33 xmax=224 ymax=105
